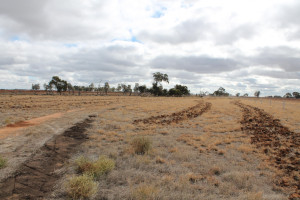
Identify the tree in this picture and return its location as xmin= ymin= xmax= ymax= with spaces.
xmin=236 ymin=93 xmax=240 ymax=97
xmin=213 ymin=87 xmax=229 ymax=96
xmin=32 ymin=83 xmax=40 ymax=92
xmin=151 ymin=72 xmax=169 ymax=96
xmin=292 ymin=92 xmax=300 ymax=99
xmin=134 ymin=83 xmax=139 ymax=94
xmin=168 ymin=85 xmax=190 ymax=97
xmin=243 ymin=93 xmax=249 ymax=97
xmin=89 ymin=83 xmax=95 ymax=92
xmin=284 ymin=93 xmax=292 ymax=98
xmin=49 ymin=76 xmax=68 ymax=95
xmin=104 ymin=82 xmax=110 ymax=95
xmin=43 ymin=83 xmax=53 ymax=95
xmin=153 ymin=72 xmax=169 ymax=84
xmin=67 ymin=83 xmax=74 ymax=95
xmin=116 ymin=84 xmax=122 ymax=92
xmin=254 ymin=91 xmax=260 ymax=98
xmin=138 ymin=85 xmax=147 ymax=94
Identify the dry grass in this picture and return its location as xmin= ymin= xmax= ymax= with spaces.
xmin=75 ymin=155 xmax=115 ymax=180
xmin=1 ymin=96 xmax=297 ymax=199
xmin=0 ymin=156 xmax=7 ymax=169
xmin=131 ymin=137 xmax=152 ymax=155
xmin=66 ymin=174 xmax=98 ymax=200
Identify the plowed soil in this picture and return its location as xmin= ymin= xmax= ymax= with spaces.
xmin=133 ymin=101 xmax=212 ymax=125
xmin=0 ymin=115 xmax=95 ymax=200
xmin=234 ymin=101 xmax=300 ymax=199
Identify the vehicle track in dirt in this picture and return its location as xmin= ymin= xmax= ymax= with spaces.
xmin=133 ymin=101 xmax=212 ymax=125
xmin=0 ymin=115 xmax=96 ymax=200
xmin=234 ymin=101 xmax=300 ymax=199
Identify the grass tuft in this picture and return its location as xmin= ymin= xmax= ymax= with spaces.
xmin=66 ymin=174 xmax=98 ymax=200
xmin=75 ymin=155 xmax=115 ymax=179
xmin=0 ymin=156 xmax=7 ymax=169
xmin=131 ymin=137 xmax=151 ymax=155
xmin=131 ymin=184 xmax=158 ymax=200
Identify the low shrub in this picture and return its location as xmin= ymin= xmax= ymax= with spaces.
xmin=131 ymin=137 xmax=151 ymax=155
xmin=66 ymin=174 xmax=98 ymax=200
xmin=75 ymin=155 xmax=115 ymax=179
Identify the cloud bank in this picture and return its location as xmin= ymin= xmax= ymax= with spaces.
xmin=0 ymin=0 xmax=299 ymax=96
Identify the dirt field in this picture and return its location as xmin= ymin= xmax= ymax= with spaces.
xmin=0 ymin=95 xmax=299 ymax=200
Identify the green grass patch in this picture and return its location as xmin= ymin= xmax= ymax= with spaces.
xmin=0 ymin=156 xmax=7 ymax=169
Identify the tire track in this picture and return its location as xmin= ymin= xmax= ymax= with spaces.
xmin=133 ymin=101 xmax=211 ymax=125
xmin=0 ymin=115 xmax=96 ymax=200
xmin=234 ymin=101 xmax=299 ymax=199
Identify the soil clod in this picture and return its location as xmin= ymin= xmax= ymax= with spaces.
xmin=133 ymin=101 xmax=212 ymax=125
xmin=235 ymin=101 xmax=300 ymax=199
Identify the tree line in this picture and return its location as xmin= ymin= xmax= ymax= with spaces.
xmin=31 ymin=73 xmax=300 ymax=98
xmin=31 ymin=72 xmax=190 ymax=97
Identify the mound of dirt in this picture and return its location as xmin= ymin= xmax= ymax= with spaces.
xmin=133 ymin=101 xmax=211 ymax=125
xmin=235 ymin=101 xmax=300 ymax=199
xmin=0 ymin=115 xmax=95 ymax=200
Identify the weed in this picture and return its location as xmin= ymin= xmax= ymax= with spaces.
xmin=131 ymin=137 xmax=151 ymax=155
xmin=66 ymin=174 xmax=98 ymax=200
xmin=0 ymin=156 xmax=7 ymax=169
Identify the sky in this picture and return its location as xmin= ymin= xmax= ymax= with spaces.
xmin=0 ymin=0 xmax=299 ymax=96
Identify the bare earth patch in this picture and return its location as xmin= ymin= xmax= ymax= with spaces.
xmin=0 ymin=115 xmax=95 ymax=200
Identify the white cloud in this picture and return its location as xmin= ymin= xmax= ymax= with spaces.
xmin=0 ymin=0 xmax=299 ymax=96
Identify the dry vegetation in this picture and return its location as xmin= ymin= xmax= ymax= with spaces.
xmin=0 ymin=95 xmax=299 ymax=199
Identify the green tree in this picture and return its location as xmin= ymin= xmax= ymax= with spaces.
xmin=134 ymin=83 xmax=139 ymax=94
xmin=49 ymin=76 xmax=68 ymax=95
xmin=213 ymin=87 xmax=229 ymax=96
xmin=153 ymin=72 xmax=169 ymax=84
xmin=104 ymin=82 xmax=110 ymax=95
xmin=254 ymin=91 xmax=260 ymax=98
xmin=67 ymin=83 xmax=74 ymax=95
xmin=138 ymin=85 xmax=147 ymax=94
xmin=151 ymin=72 xmax=169 ymax=96
xmin=292 ymin=92 xmax=300 ymax=99
xmin=32 ymin=83 xmax=40 ymax=94
xmin=284 ymin=92 xmax=292 ymax=98
xmin=89 ymin=83 xmax=94 ymax=92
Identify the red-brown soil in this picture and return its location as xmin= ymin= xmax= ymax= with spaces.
xmin=133 ymin=101 xmax=212 ymax=125
xmin=235 ymin=101 xmax=300 ymax=199
xmin=0 ymin=115 xmax=95 ymax=200
xmin=0 ymin=110 xmax=82 ymax=139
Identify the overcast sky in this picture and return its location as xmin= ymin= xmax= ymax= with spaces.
xmin=0 ymin=0 xmax=299 ymax=96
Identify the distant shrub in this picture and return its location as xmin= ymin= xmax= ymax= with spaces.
xmin=131 ymin=137 xmax=151 ymax=155
xmin=66 ymin=174 xmax=98 ymax=200
xmin=0 ymin=156 xmax=7 ymax=169
xmin=75 ymin=156 xmax=115 ymax=180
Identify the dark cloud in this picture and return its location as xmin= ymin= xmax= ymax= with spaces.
xmin=248 ymin=46 xmax=300 ymax=72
